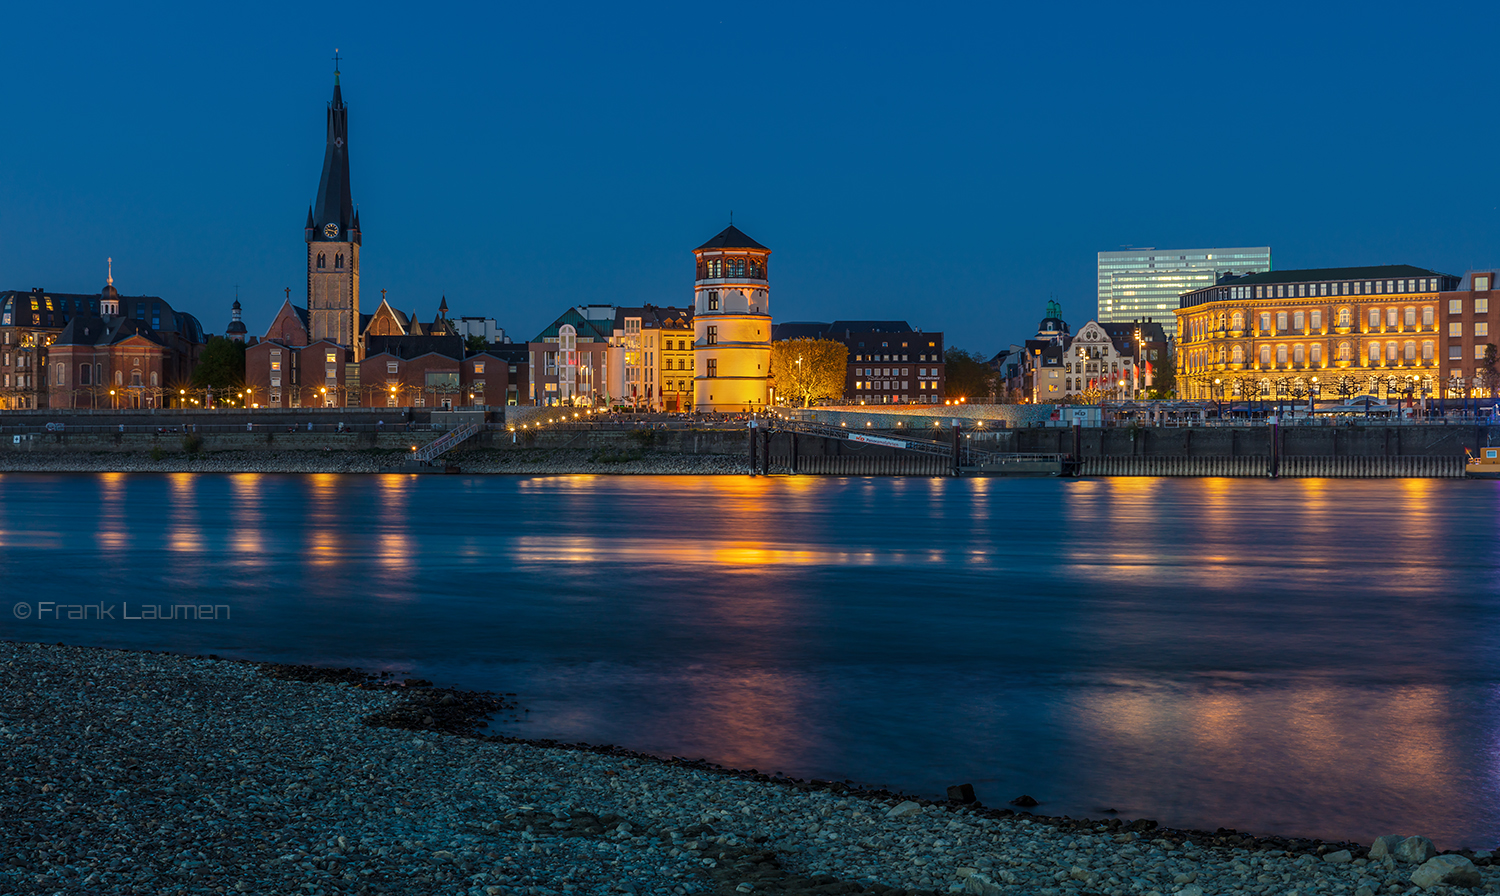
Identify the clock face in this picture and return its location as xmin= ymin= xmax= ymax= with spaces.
xmin=323 ymin=223 xmax=339 ymax=239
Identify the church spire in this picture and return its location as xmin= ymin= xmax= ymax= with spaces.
xmin=308 ymin=62 xmax=355 ymax=245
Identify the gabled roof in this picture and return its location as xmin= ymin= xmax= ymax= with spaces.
xmin=827 ymin=320 xmax=915 ymax=334
xmin=613 ymin=305 xmax=694 ymax=330
xmin=531 ymin=305 xmax=616 ymax=343
xmin=53 ymin=313 xmax=166 ymax=349
xmin=696 ymin=225 xmax=768 ymax=251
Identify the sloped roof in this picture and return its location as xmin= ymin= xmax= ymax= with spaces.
xmin=772 ymin=322 xmax=831 ymax=341
xmin=696 ymin=225 xmax=768 ymax=251
xmin=53 ymin=314 xmax=166 ymax=348
xmin=1227 ymin=265 xmax=1449 ymax=285
xmin=827 ymin=320 xmax=915 ymax=334
xmin=364 ymin=334 xmax=465 ymax=361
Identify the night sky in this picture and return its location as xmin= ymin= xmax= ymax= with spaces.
xmin=3 ymin=2 xmax=1497 ymax=354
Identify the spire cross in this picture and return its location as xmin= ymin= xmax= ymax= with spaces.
xmin=107 ymin=257 xmax=113 ymax=286
xmin=332 ymin=49 xmax=341 ymax=73
xmin=285 ymin=287 xmax=291 ymax=300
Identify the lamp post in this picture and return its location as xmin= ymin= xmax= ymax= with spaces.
xmin=1310 ymin=376 xmax=1320 ymax=417
xmin=109 ymin=389 xmax=116 ymax=410
xmin=1213 ymin=377 xmax=1222 ymax=421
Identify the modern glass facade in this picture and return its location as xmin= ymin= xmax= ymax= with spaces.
xmin=1098 ymin=247 xmax=1271 ymax=337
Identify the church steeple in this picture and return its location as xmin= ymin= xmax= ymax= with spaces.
xmin=309 ymin=66 xmax=356 ymax=245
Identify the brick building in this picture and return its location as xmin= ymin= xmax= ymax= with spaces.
xmin=1439 ymin=271 xmax=1500 ymax=400
xmin=771 ymin=320 xmax=946 ymax=405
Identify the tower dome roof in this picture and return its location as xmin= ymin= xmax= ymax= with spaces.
xmin=696 ymin=224 xmax=768 ymax=251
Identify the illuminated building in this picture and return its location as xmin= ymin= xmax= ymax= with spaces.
xmin=1060 ymin=320 xmax=1167 ymax=399
xmin=693 ymin=225 xmax=771 ymax=412
xmin=1176 ymin=265 xmax=1460 ymax=402
xmin=771 ymin=321 xmax=947 ymax=404
xmin=610 ymin=305 xmax=694 ymax=411
xmin=1439 ymin=271 xmax=1500 ymax=399
xmin=1099 ymin=247 xmax=1271 ymax=338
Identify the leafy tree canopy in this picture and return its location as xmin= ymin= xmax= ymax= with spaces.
xmin=771 ymin=338 xmax=848 ymax=407
xmin=943 ymin=348 xmax=996 ymax=399
xmin=190 ymin=337 xmax=246 ymax=390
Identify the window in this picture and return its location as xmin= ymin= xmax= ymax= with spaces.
xmin=1477 ymin=275 xmax=1491 ymax=291
xmin=1387 ymin=342 xmax=1398 ymax=363
xmin=1478 ymin=298 xmax=1490 ymax=314
xmin=78 ymin=363 xmax=89 ymax=385
xmin=1310 ymin=344 xmax=1322 ymax=364
xmin=335 ymin=254 xmax=344 ymax=269
xmin=1276 ymin=312 xmax=1288 ymax=331
xmin=1450 ymin=299 xmax=1464 ymax=314
xmin=326 ymin=352 xmax=336 ymax=363
xmin=1404 ymin=308 xmax=1416 ymax=327
xmin=1337 ymin=308 xmax=1351 ymax=327
xmin=1276 ymin=285 xmax=1285 ymax=298
xmin=1369 ymin=309 xmax=1381 ymax=329
xmin=1423 ymin=307 xmax=1434 ymax=326
xmin=1422 ymin=342 xmax=1434 ymax=361
xmin=1370 ymin=343 xmax=1383 ymax=364
xmin=706 ymin=326 xmax=717 ymax=346
xmin=707 ymin=291 xmax=719 ymax=311
xmin=1480 ymin=346 xmax=1491 ymax=360
xmin=474 ymin=361 xmax=485 ymax=374
xmin=1450 ymin=346 xmax=1463 ymax=360
xmin=1255 ymin=286 xmax=1263 ymax=298
xmin=706 ymin=359 xmax=717 ymax=377
xmin=1311 ymin=310 xmax=1321 ymax=330
xmin=317 ymin=253 xmax=326 ymax=269
xmin=271 ymin=361 xmax=281 ymax=371
xmin=1293 ymin=345 xmax=1305 ymax=364
xmin=1298 ymin=284 xmax=1306 ymax=297
xmin=1478 ymin=322 xmax=1490 ymax=338
xmin=1276 ymin=345 xmax=1288 ymax=364
xmin=1231 ymin=311 xmax=1244 ymax=330
xmin=1404 ymin=342 xmax=1416 ymax=361
xmin=387 ymin=361 xmax=398 ymax=373
xmin=1294 ymin=311 xmax=1305 ymax=331
xmin=1260 ymin=312 xmax=1271 ymax=332
xmin=1450 ymin=322 xmax=1463 ymax=338
xmin=1231 ymin=345 xmax=1244 ymax=364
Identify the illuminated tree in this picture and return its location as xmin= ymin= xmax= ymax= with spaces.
xmin=770 ymin=338 xmax=848 ymax=407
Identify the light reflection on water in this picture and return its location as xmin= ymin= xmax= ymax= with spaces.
xmin=3 ymin=472 xmax=1500 ymax=848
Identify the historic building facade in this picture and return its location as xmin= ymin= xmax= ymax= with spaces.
xmin=305 ymin=68 xmax=361 ymax=360
xmin=1438 ymin=272 xmax=1500 ymax=399
xmin=610 ymin=305 xmax=694 ymax=412
xmin=1175 ymin=265 xmax=1460 ymax=402
xmin=43 ymin=267 xmax=207 ymax=409
xmin=693 ymin=225 xmax=771 ymax=412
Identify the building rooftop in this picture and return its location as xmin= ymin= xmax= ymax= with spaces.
xmin=695 ymin=225 xmax=768 ymax=252
xmin=1223 ymin=264 xmax=1449 ymax=285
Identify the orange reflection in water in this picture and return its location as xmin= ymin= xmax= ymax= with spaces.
xmin=305 ymin=473 xmax=343 ymax=566
xmin=166 ymin=473 xmax=203 ymax=553
xmin=95 ymin=472 xmax=129 ymax=554
xmin=229 ymin=474 xmax=266 ymax=558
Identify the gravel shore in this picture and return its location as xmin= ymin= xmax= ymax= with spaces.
xmin=0 ymin=448 xmax=760 ymax=475
xmin=3 ymin=641 xmax=1496 ymax=896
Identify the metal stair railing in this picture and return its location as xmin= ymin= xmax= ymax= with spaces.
xmin=414 ymin=423 xmax=481 ymax=464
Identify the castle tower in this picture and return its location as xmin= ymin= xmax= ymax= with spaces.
xmin=225 ymin=297 xmax=247 ymax=343
xmin=693 ymin=225 xmax=772 ymax=412
xmin=100 ymin=257 xmax=119 ymax=317
xmin=305 ymin=63 xmax=361 ymax=358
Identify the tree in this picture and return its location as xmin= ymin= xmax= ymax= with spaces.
xmin=465 ymin=334 xmax=487 ymax=353
xmin=1150 ymin=350 xmax=1177 ymax=398
xmin=770 ymin=338 xmax=848 ymax=407
xmin=1482 ymin=344 xmax=1500 ymax=399
xmin=943 ymin=348 xmax=996 ymax=400
xmin=191 ymin=337 xmax=246 ymax=391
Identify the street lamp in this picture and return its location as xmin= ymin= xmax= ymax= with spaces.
xmin=1213 ymin=377 xmax=1222 ymax=420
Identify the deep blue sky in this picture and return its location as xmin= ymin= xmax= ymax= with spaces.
xmin=3 ymin=2 xmax=1497 ymax=354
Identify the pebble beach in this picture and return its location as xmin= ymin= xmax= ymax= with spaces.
xmin=3 ymin=640 xmax=1497 ymax=896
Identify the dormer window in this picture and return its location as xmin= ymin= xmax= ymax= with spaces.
xmin=1477 ymin=275 xmax=1492 ymax=292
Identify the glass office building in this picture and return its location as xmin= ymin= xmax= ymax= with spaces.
xmin=1098 ymin=247 xmax=1271 ymax=338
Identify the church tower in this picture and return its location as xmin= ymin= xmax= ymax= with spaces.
xmin=693 ymin=224 xmax=771 ymax=412
xmin=305 ymin=62 xmax=361 ymax=359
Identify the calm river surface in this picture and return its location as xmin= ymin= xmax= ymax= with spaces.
xmin=3 ymin=472 xmax=1499 ymax=848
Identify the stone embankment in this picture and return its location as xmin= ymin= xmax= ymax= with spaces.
xmin=0 ymin=449 xmax=762 ymax=476
xmin=4 ymin=641 xmax=1498 ymax=896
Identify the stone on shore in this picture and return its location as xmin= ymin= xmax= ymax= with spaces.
xmin=885 ymin=800 xmax=923 ymax=818
xmin=1411 ymin=854 xmax=1482 ymax=889
xmin=1370 ymin=835 xmax=1406 ymax=859
xmin=1323 ymin=849 xmax=1353 ymax=863
xmin=1396 ymin=836 xmax=1439 ymax=864
xmin=964 ymin=871 xmax=1003 ymax=895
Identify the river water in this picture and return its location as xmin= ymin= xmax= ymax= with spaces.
xmin=3 ymin=472 xmax=1499 ymax=848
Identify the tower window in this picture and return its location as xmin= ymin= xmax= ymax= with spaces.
xmin=708 ymin=291 xmax=719 ymax=311
xmin=706 ymin=326 xmax=717 ymax=345
xmin=317 ymin=253 xmax=326 ymax=269
xmin=706 ymin=359 xmax=717 ymax=377
xmin=335 ymin=254 xmax=344 ymax=269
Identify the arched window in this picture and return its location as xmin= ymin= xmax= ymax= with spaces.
xmin=1293 ymin=311 xmax=1305 ymax=331
xmin=115 ymin=370 xmax=122 ymax=385
xmin=317 ymin=253 xmax=326 ymax=269
xmin=1338 ymin=342 xmax=1351 ymax=362
xmin=79 ymin=363 xmax=90 ymax=385
xmin=1422 ymin=341 xmax=1434 ymax=361
xmin=1422 ymin=306 xmax=1434 ymax=326
xmin=1231 ymin=311 xmax=1244 ymax=330
xmin=1387 ymin=308 xmax=1398 ymax=328
xmin=707 ymin=259 xmax=721 ymax=278
xmin=151 ymin=372 xmax=158 ymax=386
xmin=1231 ymin=345 xmax=1244 ymax=364
xmin=1368 ymin=343 xmax=1381 ymax=364
xmin=1386 ymin=341 xmax=1398 ymax=363
xmin=131 ymin=370 xmax=142 ymax=386
xmin=1369 ymin=308 xmax=1380 ymax=329
xmin=1260 ymin=312 xmax=1271 ymax=332
xmin=1276 ymin=312 xmax=1288 ymax=331
xmin=1404 ymin=308 xmax=1416 ymax=327
xmin=1276 ymin=345 xmax=1288 ymax=364
xmin=1338 ymin=307 xmax=1351 ymax=327
xmin=1259 ymin=345 xmax=1272 ymax=366
xmin=1311 ymin=344 xmax=1323 ymax=364
xmin=1293 ymin=344 xmax=1305 ymax=364
xmin=1065 ymin=378 xmax=1072 ymax=390
xmin=335 ymin=254 xmax=344 ymax=269
xmin=1404 ymin=341 xmax=1416 ymax=361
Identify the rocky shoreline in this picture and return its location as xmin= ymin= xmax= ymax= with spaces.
xmin=0 ymin=448 xmax=763 ymax=475
xmin=2 ymin=641 xmax=1495 ymax=896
